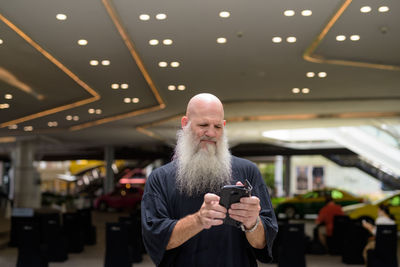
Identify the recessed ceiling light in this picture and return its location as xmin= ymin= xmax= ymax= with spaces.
xmin=272 ymin=37 xmax=282 ymax=43
xmin=77 ymin=39 xmax=88 ymax=46
xmin=111 ymin=84 xmax=119 ymax=89
xmin=318 ymin=72 xmax=327 ymax=78
xmin=124 ymin=98 xmax=131 ymax=103
xmin=170 ymin=61 xmax=180 ymax=67
xmin=301 ymin=10 xmax=312 ymax=16
xmin=56 ymin=14 xmax=67 ymax=20
xmin=168 ymin=85 xmax=176 ymax=91
xmin=132 ymin=98 xmax=140 ymax=103
xmin=219 ymin=11 xmax=230 ymax=18
xmin=350 ymin=35 xmax=360 ymax=41
xmin=101 ymin=60 xmax=110 ymax=66
xmin=378 ymin=6 xmax=389 ymax=13
xmin=8 ymin=125 xmax=17 ymax=130
xmin=73 ymin=116 xmax=79 ymax=121
xmin=48 ymin=121 xmax=58 ymax=127
xmin=284 ymin=10 xmax=295 ymax=16
xmin=292 ymin=88 xmax=300 ymax=94
xmin=158 ymin=61 xmax=168 ymax=67
xmin=177 ymin=85 xmax=186 ymax=91
xmin=156 ymin=13 xmax=167 ymax=20
xmin=0 ymin=103 xmax=9 ymax=109
xmin=90 ymin=60 xmax=99 ymax=66
xmin=286 ymin=36 xmax=297 ymax=43
xmin=217 ymin=37 xmax=227 ymax=44
xmin=0 ymin=39 xmax=3 ymax=45
xmin=360 ymin=6 xmax=371 ymax=13
xmin=163 ymin=39 xmax=173 ymax=45
xmin=88 ymin=108 xmax=95 ymax=114
xmin=149 ymin=39 xmax=159 ymax=45
xmin=24 ymin=126 xmax=33 ymax=131
xmin=95 ymin=109 xmax=102 ymax=114
xmin=4 ymin=94 xmax=12 ymax=99
xmin=336 ymin=35 xmax=346 ymax=41
xmin=139 ymin=14 xmax=150 ymax=21
xmin=306 ymin=72 xmax=315 ymax=78
xmin=121 ymin=84 xmax=129 ymax=89
xmin=66 ymin=115 xmax=72 ymax=120
xmin=302 ymin=88 xmax=310 ymax=94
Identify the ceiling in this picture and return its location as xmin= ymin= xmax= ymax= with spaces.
xmin=0 ymin=0 xmax=399 ymax=160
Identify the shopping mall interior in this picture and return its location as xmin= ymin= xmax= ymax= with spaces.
xmin=1 ymin=0 xmax=400 ymax=266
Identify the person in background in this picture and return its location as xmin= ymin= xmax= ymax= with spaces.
xmin=362 ymin=204 xmax=396 ymax=262
xmin=315 ymin=195 xmax=344 ymax=249
xmin=141 ymin=93 xmax=278 ymax=267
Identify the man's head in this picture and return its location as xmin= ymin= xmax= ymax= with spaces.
xmin=174 ymin=93 xmax=231 ymax=196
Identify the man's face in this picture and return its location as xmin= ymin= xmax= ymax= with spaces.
xmin=189 ymin=114 xmax=225 ymax=150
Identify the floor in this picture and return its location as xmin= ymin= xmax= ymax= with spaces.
xmin=0 ymin=211 xmax=391 ymax=267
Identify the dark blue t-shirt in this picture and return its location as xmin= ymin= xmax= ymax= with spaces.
xmin=141 ymin=156 xmax=278 ymax=267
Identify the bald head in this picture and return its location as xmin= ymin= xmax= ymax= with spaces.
xmin=186 ymin=93 xmax=224 ymax=119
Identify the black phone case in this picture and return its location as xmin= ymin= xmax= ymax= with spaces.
xmin=219 ymin=183 xmax=252 ymax=227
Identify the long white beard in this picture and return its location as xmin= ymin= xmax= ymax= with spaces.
xmin=174 ymin=124 xmax=232 ymax=197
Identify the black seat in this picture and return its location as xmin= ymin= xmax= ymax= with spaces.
xmin=39 ymin=212 xmax=68 ymax=262
xmin=78 ymin=208 xmax=97 ymax=245
xmin=16 ymin=220 xmax=48 ymax=267
xmin=104 ymin=222 xmax=131 ymax=267
xmin=341 ymin=219 xmax=370 ymax=264
xmin=63 ymin=212 xmax=84 ymax=253
xmin=367 ymin=224 xmax=398 ymax=267
xmin=278 ymin=223 xmax=306 ymax=267
xmin=328 ymin=215 xmax=350 ymax=255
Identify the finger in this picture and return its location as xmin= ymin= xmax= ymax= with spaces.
xmin=204 ymin=193 xmax=220 ymax=204
xmin=239 ymin=196 xmax=260 ymax=204
xmin=235 ymin=181 xmax=244 ymax=186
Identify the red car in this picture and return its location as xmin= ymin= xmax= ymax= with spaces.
xmin=94 ymin=186 xmax=143 ymax=211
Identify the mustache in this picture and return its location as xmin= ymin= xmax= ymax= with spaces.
xmin=200 ymin=136 xmax=217 ymax=142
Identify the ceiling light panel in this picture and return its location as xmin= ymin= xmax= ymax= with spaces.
xmin=155 ymin=13 xmax=167 ymax=20
xmin=217 ymin=37 xmax=227 ymax=44
xmin=139 ymin=14 xmax=150 ymax=21
xmin=163 ymin=39 xmax=173 ymax=45
xmin=301 ymin=10 xmax=312 ymax=16
xmin=56 ymin=14 xmax=67 ymax=20
xmin=0 ymin=39 xmax=3 ymax=44
xmin=219 ymin=11 xmax=230 ymax=18
xmin=272 ymin=37 xmax=282 ymax=43
xmin=168 ymin=85 xmax=176 ymax=91
xmin=284 ymin=10 xmax=295 ymax=16
xmin=77 ymin=39 xmax=88 ymax=46
xmin=286 ymin=36 xmax=296 ymax=43
xmin=378 ymin=6 xmax=389 ymax=13
xmin=149 ymin=39 xmax=159 ymax=45
xmin=336 ymin=35 xmax=346 ymax=41
xmin=360 ymin=6 xmax=372 ymax=13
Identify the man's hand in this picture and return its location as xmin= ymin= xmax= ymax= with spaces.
xmin=228 ymin=182 xmax=261 ymax=230
xmin=196 ymin=193 xmax=227 ymax=229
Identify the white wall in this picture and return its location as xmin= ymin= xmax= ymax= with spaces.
xmin=290 ymin=155 xmax=382 ymax=196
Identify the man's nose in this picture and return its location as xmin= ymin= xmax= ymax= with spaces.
xmin=205 ymin=127 xmax=217 ymax=137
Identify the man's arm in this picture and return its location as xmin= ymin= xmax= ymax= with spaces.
xmin=229 ymin=196 xmax=266 ymax=249
xmin=166 ymin=193 xmax=227 ymax=250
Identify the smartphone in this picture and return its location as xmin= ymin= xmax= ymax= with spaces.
xmin=219 ymin=180 xmax=252 ymax=227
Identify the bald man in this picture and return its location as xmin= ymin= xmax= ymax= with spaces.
xmin=141 ymin=93 xmax=278 ymax=267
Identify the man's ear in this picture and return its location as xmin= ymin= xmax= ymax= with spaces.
xmin=181 ymin=116 xmax=189 ymax=128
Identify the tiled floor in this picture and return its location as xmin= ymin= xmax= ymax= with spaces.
xmin=0 ymin=211 xmax=394 ymax=267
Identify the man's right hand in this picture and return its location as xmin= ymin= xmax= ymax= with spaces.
xmin=196 ymin=193 xmax=227 ymax=229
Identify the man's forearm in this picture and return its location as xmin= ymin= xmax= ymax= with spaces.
xmin=245 ymin=218 xmax=267 ymax=249
xmin=166 ymin=212 xmax=203 ymax=250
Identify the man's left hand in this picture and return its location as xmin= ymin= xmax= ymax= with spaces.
xmin=228 ymin=181 xmax=261 ymax=230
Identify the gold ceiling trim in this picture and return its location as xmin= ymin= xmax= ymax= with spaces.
xmin=0 ymin=13 xmax=101 ymax=128
xmin=303 ymin=0 xmax=400 ymax=71
xmin=69 ymin=0 xmax=166 ymax=131
xmin=136 ymin=110 xmax=400 ymax=139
